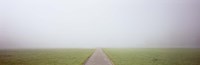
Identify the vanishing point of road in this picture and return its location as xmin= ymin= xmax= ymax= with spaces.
xmin=84 ymin=48 xmax=113 ymax=65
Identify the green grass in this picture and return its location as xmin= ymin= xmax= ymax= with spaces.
xmin=0 ymin=48 xmax=94 ymax=65
xmin=104 ymin=48 xmax=200 ymax=65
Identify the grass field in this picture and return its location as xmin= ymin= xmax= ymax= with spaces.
xmin=104 ymin=48 xmax=200 ymax=65
xmin=0 ymin=48 xmax=94 ymax=65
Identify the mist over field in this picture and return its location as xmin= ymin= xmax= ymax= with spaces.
xmin=0 ymin=0 xmax=200 ymax=49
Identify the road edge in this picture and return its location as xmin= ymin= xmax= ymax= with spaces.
xmin=82 ymin=48 xmax=96 ymax=65
xmin=102 ymin=48 xmax=115 ymax=65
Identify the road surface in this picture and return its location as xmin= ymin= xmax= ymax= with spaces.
xmin=84 ymin=48 xmax=113 ymax=65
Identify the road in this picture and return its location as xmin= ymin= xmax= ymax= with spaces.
xmin=84 ymin=48 xmax=113 ymax=65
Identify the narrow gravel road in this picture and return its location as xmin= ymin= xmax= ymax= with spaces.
xmin=84 ymin=48 xmax=113 ymax=65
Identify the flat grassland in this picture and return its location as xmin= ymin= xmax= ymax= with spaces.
xmin=0 ymin=48 xmax=94 ymax=65
xmin=104 ymin=48 xmax=200 ymax=65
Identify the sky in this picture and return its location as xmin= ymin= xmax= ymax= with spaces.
xmin=0 ymin=0 xmax=200 ymax=48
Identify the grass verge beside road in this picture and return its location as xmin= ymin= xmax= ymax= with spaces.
xmin=0 ymin=48 xmax=94 ymax=65
xmin=104 ymin=48 xmax=200 ymax=65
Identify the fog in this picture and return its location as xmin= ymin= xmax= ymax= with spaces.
xmin=0 ymin=0 xmax=200 ymax=49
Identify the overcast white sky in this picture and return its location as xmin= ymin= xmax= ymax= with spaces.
xmin=0 ymin=0 xmax=200 ymax=48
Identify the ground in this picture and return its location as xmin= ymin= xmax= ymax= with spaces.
xmin=1 ymin=48 xmax=200 ymax=65
xmin=104 ymin=48 xmax=200 ymax=65
xmin=0 ymin=48 xmax=94 ymax=65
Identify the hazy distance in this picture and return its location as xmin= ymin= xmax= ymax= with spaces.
xmin=0 ymin=0 xmax=200 ymax=49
